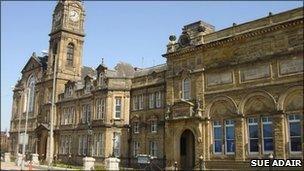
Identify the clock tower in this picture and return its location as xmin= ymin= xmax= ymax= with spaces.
xmin=47 ymin=0 xmax=85 ymax=81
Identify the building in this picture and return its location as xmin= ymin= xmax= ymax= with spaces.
xmin=1 ymin=131 xmax=11 ymax=154
xmin=9 ymin=1 xmax=303 ymax=170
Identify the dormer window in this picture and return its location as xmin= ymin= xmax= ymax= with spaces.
xmin=65 ymin=85 xmax=73 ymax=97
xmin=99 ymin=73 xmax=105 ymax=86
xmin=85 ymin=81 xmax=91 ymax=94
xmin=182 ymin=78 xmax=190 ymax=100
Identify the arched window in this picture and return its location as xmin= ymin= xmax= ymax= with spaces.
xmin=182 ymin=78 xmax=190 ymax=100
xmin=66 ymin=43 xmax=74 ymax=66
xmin=27 ymin=75 xmax=35 ymax=112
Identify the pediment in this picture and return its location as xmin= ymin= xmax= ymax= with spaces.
xmin=21 ymin=56 xmax=42 ymax=74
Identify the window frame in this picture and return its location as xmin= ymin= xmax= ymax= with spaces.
xmin=182 ymin=78 xmax=191 ymax=100
xmin=133 ymin=122 xmax=139 ymax=134
xmin=114 ymin=97 xmax=122 ymax=119
xmin=213 ymin=120 xmax=222 ymax=155
xmin=224 ymin=120 xmax=235 ymax=154
xmin=288 ymin=114 xmax=302 ymax=153
xmin=155 ymin=91 xmax=162 ymax=108
xmin=150 ymin=120 xmax=157 ymax=133
xmin=261 ymin=116 xmax=273 ymax=154
xmin=66 ymin=43 xmax=74 ymax=67
xmin=133 ymin=141 xmax=140 ymax=157
xmin=149 ymin=93 xmax=155 ymax=109
xmin=247 ymin=117 xmax=259 ymax=154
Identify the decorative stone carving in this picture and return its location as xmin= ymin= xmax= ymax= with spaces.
xmin=171 ymin=101 xmax=194 ymax=118
xmin=206 ymin=71 xmax=233 ymax=86
xmin=279 ymin=57 xmax=303 ymax=75
xmin=240 ymin=64 xmax=270 ymax=82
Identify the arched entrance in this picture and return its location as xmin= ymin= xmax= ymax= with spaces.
xmin=180 ymin=129 xmax=195 ymax=170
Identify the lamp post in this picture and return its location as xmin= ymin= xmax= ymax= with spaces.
xmin=199 ymin=155 xmax=204 ymax=171
xmin=174 ymin=161 xmax=177 ymax=171
xmin=269 ymin=153 xmax=274 ymax=171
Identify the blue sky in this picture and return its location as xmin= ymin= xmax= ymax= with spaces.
xmin=1 ymin=1 xmax=302 ymax=131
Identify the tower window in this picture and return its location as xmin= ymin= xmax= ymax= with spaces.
xmin=66 ymin=43 xmax=74 ymax=66
xmin=182 ymin=78 xmax=190 ymax=100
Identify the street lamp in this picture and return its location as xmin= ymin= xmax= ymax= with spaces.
xmin=199 ymin=155 xmax=204 ymax=171
xmin=269 ymin=153 xmax=274 ymax=171
xmin=174 ymin=161 xmax=177 ymax=171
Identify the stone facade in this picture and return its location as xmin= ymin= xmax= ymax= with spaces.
xmin=9 ymin=1 xmax=303 ymax=170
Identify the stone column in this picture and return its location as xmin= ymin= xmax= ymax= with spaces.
xmin=272 ymin=112 xmax=286 ymax=159
xmin=234 ymin=117 xmax=245 ymax=161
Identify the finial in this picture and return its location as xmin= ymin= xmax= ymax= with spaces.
xmin=233 ymin=23 xmax=237 ymax=26
xmin=32 ymin=52 xmax=36 ymax=57
xmin=269 ymin=12 xmax=273 ymax=16
xmin=102 ymin=58 xmax=104 ymax=65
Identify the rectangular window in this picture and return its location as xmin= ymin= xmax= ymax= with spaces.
xmin=133 ymin=96 xmax=138 ymax=110
xmin=87 ymin=104 xmax=91 ymax=123
xmin=82 ymin=105 xmax=86 ymax=123
xmin=134 ymin=122 xmax=139 ymax=134
xmin=288 ymin=114 xmax=302 ymax=152
xmin=248 ymin=117 xmax=259 ymax=153
xmin=182 ymin=79 xmax=190 ymax=100
xmin=60 ymin=136 xmax=64 ymax=154
xmin=99 ymin=133 xmax=104 ymax=156
xmin=151 ymin=121 xmax=157 ymax=133
xmin=262 ymin=116 xmax=273 ymax=153
xmin=225 ymin=120 xmax=235 ymax=154
xmin=113 ymin=132 xmax=121 ymax=157
xmin=213 ymin=121 xmax=222 ymax=154
xmin=133 ymin=141 xmax=140 ymax=157
xmin=96 ymin=99 xmax=106 ymax=119
xmin=149 ymin=93 xmax=155 ymax=109
xmin=69 ymin=136 xmax=72 ymax=154
xmin=79 ymin=135 xmax=82 ymax=155
xmin=149 ymin=141 xmax=157 ymax=157
xmin=138 ymin=94 xmax=144 ymax=110
xmin=65 ymin=136 xmax=69 ymax=154
xmin=83 ymin=135 xmax=87 ymax=156
xmin=115 ymin=97 xmax=122 ymax=119
xmin=155 ymin=91 xmax=162 ymax=108
xmin=64 ymin=108 xmax=68 ymax=125
xmin=93 ymin=133 xmax=103 ymax=156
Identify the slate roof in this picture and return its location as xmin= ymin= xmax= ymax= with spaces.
xmin=134 ymin=63 xmax=167 ymax=77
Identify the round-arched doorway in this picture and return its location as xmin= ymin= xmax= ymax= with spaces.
xmin=180 ymin=129 xmax=195 ymax=170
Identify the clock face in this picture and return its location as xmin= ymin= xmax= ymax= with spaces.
xmin=69 ymin=10 xmax=79 ymax=22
